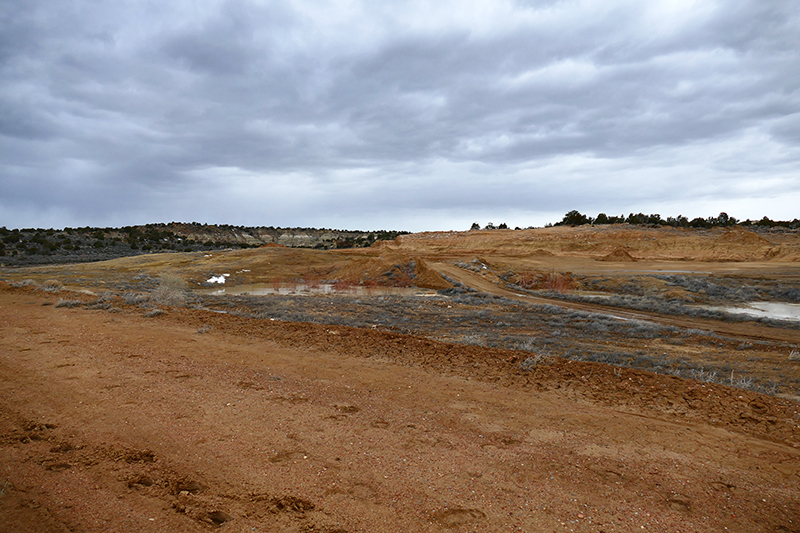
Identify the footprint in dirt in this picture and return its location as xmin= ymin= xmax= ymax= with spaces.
xmin=347 ymin=482 xmax=378 ymax=502
xmin=175 ymin=480 xmax=205 ymax=494
xmin=709 ymin=481 xmax=737 ymax=492
xmin=207 ymin=510 xmax=233 ymax=526
xmin=44 ymin=462 xmax=72 ymax=471
xmin=269 ymin=396 xmax=309 ymax=405
xmin=587 ymin=464 xmax=627 ymax=483
xmin=237 ymin=380 xmax=264 ymax=391
xmin=334 ymin=405 xmax=360 ymax=414
xmin=666 ymin=494 xmax=692 ymax=512
xmin=119 ymin=448 xmax=156 ymax=463
xmin=49 ymin=443 xmax=73 ymax=454
xmin=432 ymin=508 xmax=487 ymax=528
xmin=269 ymin=495 xmax=315 ymax=513
xmin=268 ymin=450 xmax=308 ymax=463
xmin=15 ymin=420 xmax=57 ymax=443
xmin=127 ymin=475 xmax=155 ymax=488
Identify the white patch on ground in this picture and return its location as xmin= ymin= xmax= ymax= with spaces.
xmin=720 ymin=302 xmax=800 ymax=322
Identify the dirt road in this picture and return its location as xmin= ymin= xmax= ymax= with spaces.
xmin=1 ymin=286 xmax=799 ymax=532
xmin=431 ymin=262 xmax=800 ymax=345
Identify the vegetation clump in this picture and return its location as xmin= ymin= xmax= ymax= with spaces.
xmin=152 ymin=274 xmax=188 ymax=306
xmin=551 ymin=210 xmax=799 ymax=229
xmin=0 ymin=224 xmax=409 ymax=266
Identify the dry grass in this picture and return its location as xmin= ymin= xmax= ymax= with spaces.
xmin=544 ymin=272 xmax=575 ymax=293
xmin=152 ymin=274 xmax=188 ymax=306
xmin=40 ymin=279 xmax=64 ymax=292
xmin=9 ymin=279 xmax=36 ymax=288
xmin=519 ymin=353 xmax=551 ymax=371
xmin=55 ymin=298 xmax=83 ymax=308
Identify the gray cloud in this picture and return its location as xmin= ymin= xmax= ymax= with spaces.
xmin=1 ymin=0 xmax=799 ymax=231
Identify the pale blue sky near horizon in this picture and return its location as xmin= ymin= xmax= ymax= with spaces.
xmin=1 ymin=0 xmax=798 ymax=232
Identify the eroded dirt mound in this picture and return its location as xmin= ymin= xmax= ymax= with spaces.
xmin=717 ymin=228 xmax=773 ymax=246
xmin=598 ymin=247 xmax=637 ymax=262
xmin=331 ymin=253 xmax=451 ymax=290
xmin=411 ymin=257 xmax=453 ymax=289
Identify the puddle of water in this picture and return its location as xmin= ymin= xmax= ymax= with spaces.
xmin=710 ymin=302 xmax=800 ymax=322
xmin=575 ymin=293 xmax=613 ymax=300
xmin=195 ymin=283 xmax=437 ymax=297
xmin=606 ymin=270 xmax=711 ymax=275
xmin=576 ymin=293 xmax=800 ymax=322
xmin=642 ymin=270 xmax=709 ymax=274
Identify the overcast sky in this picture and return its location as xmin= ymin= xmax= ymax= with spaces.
xmin=1 ymin=0 xmax=798 ymax=231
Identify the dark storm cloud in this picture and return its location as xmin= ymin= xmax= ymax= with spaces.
xmin=1 ymin=0 xmax=799 ymax=230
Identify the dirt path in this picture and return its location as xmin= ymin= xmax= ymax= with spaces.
xmin=1 ymin=286 xmax=799 ymax=532
xmin=431 ymin=262 xmax=800 ymax=345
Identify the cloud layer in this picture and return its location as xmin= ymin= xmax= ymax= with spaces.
xmin=2 ymin=0 xmax=799 ymax=230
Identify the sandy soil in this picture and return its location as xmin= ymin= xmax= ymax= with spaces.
xmin=1 ymin=284 xmax=799 ymax=533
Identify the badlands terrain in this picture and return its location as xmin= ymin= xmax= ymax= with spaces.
xmin=1 ymin=225 xmax=799 ymax=532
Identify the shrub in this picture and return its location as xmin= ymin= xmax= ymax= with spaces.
xmin=687 ymin=368 xmax=717 ymax=383
xmin=123 ymin=292 xmax=150 ymax=305
xmin=514 ymin=339 xmax=538 ymax=352
xmin=55 ymin=299 xmax=83 ymax=308
xmin=40 ymin=280 xmax=64 ymax=292
xmin=556 ymin=210 xmax=590 ymax=226
xmin=152 ymin=274 xmax=188 ymax=306
xmin=519 ymin=353 xmax=549 ymax=371
xmin=729 ymin=373 xmax=755 ymax=389
xmin=544 ymin=272 xmax=574 ymax=293
xmin=158 ymin=273 xmax=188 ymax=290
xmin=458 ymin=334 xmax=486 ymax=347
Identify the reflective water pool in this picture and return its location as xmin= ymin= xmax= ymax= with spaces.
xmin=196 ymin=283 xmax=437 ymax=297
xmin=717 ymin=302 xmax=800 ymax=322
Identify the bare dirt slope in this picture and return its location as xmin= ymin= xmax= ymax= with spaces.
xmin=393 ymin=225 xmax=799 ymax=264
xmin=1 ymin=286 xmax=799 ymax=533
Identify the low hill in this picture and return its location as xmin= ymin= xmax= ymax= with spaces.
xmin=0 ymin=224 xmax=407 ymax=267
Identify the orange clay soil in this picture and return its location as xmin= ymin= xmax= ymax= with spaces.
xmin=1 ymin=284 xmax=799 ymax=533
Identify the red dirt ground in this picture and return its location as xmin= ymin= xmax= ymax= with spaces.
xmin=1 ymin=284 xmax=799 ymax=533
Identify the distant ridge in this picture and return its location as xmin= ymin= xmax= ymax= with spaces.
xmin=0 ymin=223 xmax=408 ymax=267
